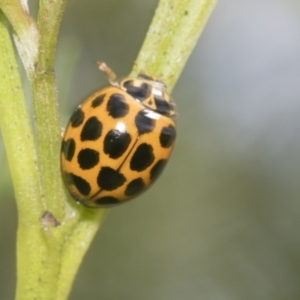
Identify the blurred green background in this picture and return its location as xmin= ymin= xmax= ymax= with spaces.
xmin=1 ymin=0 xmax=300 ymax=299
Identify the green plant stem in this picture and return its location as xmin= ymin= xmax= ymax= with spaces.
xmin=31 ymin=0 xmax=68 ymax=219
xmin=1 ymin=2 xmax=106 ymax=299
xmin=54 ymin=208 xmax=107 ymax=299
xmin=132 ymin=0 xmax=217 ymax=91
xmin=0 ymin=10 xmax=42 ymax=224
xmin=0 ymin=0 xmax=32 ymax=36
xmin=0 ymin=9 xmax=46 ymax=298
xmin=0 ymin=0 xmax=38 ymax=74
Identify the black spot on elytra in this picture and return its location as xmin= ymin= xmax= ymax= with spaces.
xmin=80 ymin=116 xmax=102 ymax=141
xmin=91 ymin=94 xmax=105 ymax=108
xmin=97 ymin=167 xmax=126 ymax=191
xmin=70 ymin=173 xmax=91 ymax=196
xmin=77 ymin=148 xmax=99 ymax=170
xmin=150 ymin=159 xmax=168 ymax=181
xmin=135 ymin=110 xmax=156 ymax=134
xmin=103 ymin=129 xmax=132 ymax=159
xmin=159 ymin=125 xmax=176 ymax=148
xmin=106 ymin=93 xmax=129 ymax=118
xmin=61 ymin=138 xmax=75 ymax=161
xmin=130 ymin=143 xmax=154 ymax=172
xmin=123 ymin=81 xmax=151 ymax=101
xmin=154 ymin=96 xmax=171 ymax=115
xmin=125 ymin=178 xmax=145 ymax=197
xmin=95 ymin=196 xmax=120 ymax=206
xmin=70 ymin=108 xmax=84 ymax=127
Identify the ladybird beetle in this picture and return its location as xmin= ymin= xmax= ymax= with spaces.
xmin=61 ymin=63 xmax=176 ymax=207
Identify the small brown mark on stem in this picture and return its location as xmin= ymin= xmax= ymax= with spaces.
xmin=40 ymin=211 xmax=60 ymax=227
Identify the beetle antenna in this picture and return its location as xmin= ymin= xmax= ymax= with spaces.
xmin=96 ymin=61 xmax=119 ymax=86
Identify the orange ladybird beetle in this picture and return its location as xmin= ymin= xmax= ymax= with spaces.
xmin=61 ymin=62 xmax=176 ymax=207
